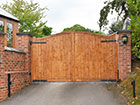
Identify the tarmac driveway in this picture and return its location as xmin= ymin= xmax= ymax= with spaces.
xmin=0 ymin=82 xmax=127 ymax=105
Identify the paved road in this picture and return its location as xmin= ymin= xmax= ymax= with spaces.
xmin=0 ymin=82 xmax=127 ymax=105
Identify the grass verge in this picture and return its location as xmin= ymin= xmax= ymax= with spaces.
xmin=119 ymin=60 xmax=140 ymax=105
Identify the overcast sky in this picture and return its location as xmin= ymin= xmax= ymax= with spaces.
xmin=0 ymin=0 xmax=116 ymax=34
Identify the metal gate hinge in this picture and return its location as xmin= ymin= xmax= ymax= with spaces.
xmin=30 ymin=41 xmax=46 ymax=45
xmin=101 ymin=40 xmax=117 ymax=43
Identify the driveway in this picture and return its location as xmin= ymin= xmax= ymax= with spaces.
xmin=0 ymin=82 xmax=127 ymax=105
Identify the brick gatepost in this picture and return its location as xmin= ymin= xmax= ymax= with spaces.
xmin=117 ymin=30 xmax=132 ymax=80
xmin=0 ymin=33 xmax=8 ymax=101
xmin=16 ymin=33 xmax=33 ymax=83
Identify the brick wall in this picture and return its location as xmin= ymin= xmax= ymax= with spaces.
xmin=4 ymin=51 xmax=25 ymax=72
xmin=117 ymin=30 xmax=132 ymax=80
xmin=0 ymin=32 xmax=32 ymax=102
xmin=0 ymin=33 xmax=8 ymax=101
xmin=3 ymin=51 xmax=29 ymax=95
xmin=16 ymin=33 xmax=33 ymax=83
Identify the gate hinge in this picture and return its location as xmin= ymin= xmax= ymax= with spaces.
xmin=101 ymin=40 xmax=117 ymax=43
xmin=30 ymin=41 xmax=46 ymax=45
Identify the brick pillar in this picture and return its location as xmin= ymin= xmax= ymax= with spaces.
xmin=16 ymin=33 xmax=33 ymax=83
xmin=0 ymin=33 xmax=8 ymax=101
xmin=117 ymin=30 xmax=132 ymax=80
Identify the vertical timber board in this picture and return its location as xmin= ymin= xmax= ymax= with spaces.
xmin=71 ymin=31 xmax=75 ymax=81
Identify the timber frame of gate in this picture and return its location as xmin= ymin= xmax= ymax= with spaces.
xmin=100 ymin=39 xmax=118 ymax=82
xmin=30 ymin=30 xmax=132 ymax=82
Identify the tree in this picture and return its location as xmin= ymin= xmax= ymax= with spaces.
xmin=2 ymin=0 xmax=52 ymax=37
xmin=124 ymin=0 xmax=140 ymax=59
xmin=63 ymin=24 xmax=94 ymax=33
xmin=98 ymin=0 xmax=128 ymax=30
xmin=98 ymin=0 xmax=140 ymax=30
xmin=36 ymin=26 xmax=52 ymax=38
xmin=99 ymin=0 xmax=140 ymax=58
xmin=62 ymin=24 xmax=105 ymax=35
xmin=42 ymin=26 xmax=52 ymax=36
xmin=108 ymin=20 xmax=123 ymax=34
xmin=130 ymin=14 xmax=140 ymax=59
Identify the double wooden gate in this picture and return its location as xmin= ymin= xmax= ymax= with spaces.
xmin=31 ymin=32 xmax=118 ymax=81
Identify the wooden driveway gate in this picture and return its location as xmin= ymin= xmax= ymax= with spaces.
xmin=31 ymin=32 xmax=118 ymax=81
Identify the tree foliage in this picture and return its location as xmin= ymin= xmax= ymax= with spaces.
xmin=99 ymin=0 xmax=140 ymax=59
xmin=128 ymin=0 xmax=140 ymax=58
xmin=108 ymin=20 xmax=123 ymax=34
xmin=2 ymin=0 xmax=52 ymax=37
xmin=99 ymin=0 xmax=128 ymax=30
xmin=36 ymin=26 xmax=52 ymax=38
xmin=99 ymin=0 xmax=140 ymax=30
xmin=63 ymin=24 xmax=105 ymax=35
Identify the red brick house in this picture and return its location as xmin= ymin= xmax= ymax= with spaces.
xmin=0 ymin=7 xmax=19 ymax=47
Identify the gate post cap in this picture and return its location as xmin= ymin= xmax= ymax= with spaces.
xmin=0 ymin=32 xmax=6 ymax=35
xmin=16 ymin=33 xmax=33 ymax=37
xmin=117 ymin=30 xmax=132 ymax=34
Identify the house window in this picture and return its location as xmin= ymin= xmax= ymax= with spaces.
xmin=7 ymin=23 xmax=13 ymax=47
xmin=0 ymin=20 xmax=4 ymax=32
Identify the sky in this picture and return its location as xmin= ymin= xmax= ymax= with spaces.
xmin=0 ymin=0 xmax=116 ymax=34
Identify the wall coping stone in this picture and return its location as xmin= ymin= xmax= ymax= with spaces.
xmin=4 ymin=47 xmax=26 ymax=54
xmin=0 ymin=32 xmax=6 ymax=35
xmin=117 ymin=30 xmax=132 ymax=34
xmin=16 ymin=33 xmax=33 ymax=37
